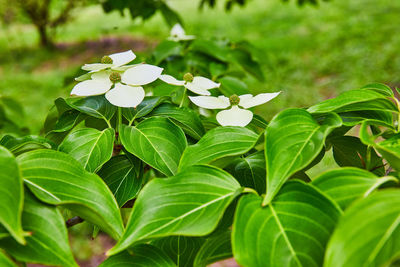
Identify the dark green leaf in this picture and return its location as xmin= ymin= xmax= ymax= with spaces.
xmin=159 ymin=2 xmax=183 ymax=27
xmin=233 ymin=181 xmax=341 ymax=267
xmin=0 ymin=135 xmax=54 ymax=156
xmin=193 ymin=231 xmax=232 ymax=267
xmin=108 ymin=165 xmax=242 ymax=255
xmin=263 ymin=109 xmax=342 ymax=205
xmin=59 ymin=128 xmax=115 ymax=172
xmin=190 ymin=40 xmax=229 ymax=62
xmin=150 ymin=103 xmax=205 ymax=139
xmin=325 ymin=189 xmax=400 ymax=267
xmin=122 ymin=96 xmax=168 ymax=123
xmin=179 ymin=126 xmax=259 ymax=171
xmin=153 ymin=41 xmax=183 ymax=64
xmin=53 ymin=110 xmax=86 ymax=132
xmin=17 ymin=150 xmax=124 ymax=240
xmin=0 ymin=146 xmax=24 ymax=244
xmin=218 ymin=76 xmax=251 ymax=96
xmin=312 ymin=168 xmax=397 ymax=209
xmin=119 ymin=117 xmax=187 ymax=176
xmin=66 ymin=95 xmax=116 ymax=122
xmin=230 ymin=48 xmax=265 ymax=81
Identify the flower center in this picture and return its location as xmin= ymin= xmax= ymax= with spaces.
xmin=183 ymin=73 xmax=194 ymax=83
xmin=229 ymin=94 xmax=240 ymax=106
xmin=101 ymin=56 xmax=113 ymax=64
xmin=109 ymin=72 xmax=121 ymax=83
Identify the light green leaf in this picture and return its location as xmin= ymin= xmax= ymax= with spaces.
xmin=150 ymin=103 xmax=205 ymax=140
xmin=59 ymin=128 xmax=115 ymax=172
xmin=66 ymin=95 xmax=116 ymax=121
xmin=312 ymin=168 xmax=397 ymax=209
xmin=0 ymin=146 xmax=24 ymax=244
xmin=53 ymin=109 xmax=86 ymax=132
xmin=0 ymin=251 xmax=17 ymax=267
xmin=0 ymin=135 xmax=54 ymax=156
xmin=219 ymin=76 xmax=251 ymax=96
xmin=325 ymin=189 xmax=400 ymax=267
xmin=17 ymin=150 xmax=123 ymax=240
xmin=233 ymin=181 xmax=341 ymax=267
xmin=339 ymin=110 xmax=394 ymax=129
xmin=119 ymin=117 xmax=187 ymax=176
xmin=193 ymin=231 xmax=232 ymax=267
xmin=263 ymin=109 xmax=342 ymax=205
xmin=152 ymin=236 xmax=204 ymax=267
xmin=108 ymin=165 xmax=241 ymax=255
xmin=179 ymin=126 xmax=259 ymax=171
xmin=0 ymin=191 xmax=77 ymax=267
xmin=153 ymin=40 xmax=183 ymax=64
xmin=100 ymin=244 xmax=176 ymax=267
xmin=122 ymin=96 xmax=168 ymax=124
xmin=190 ymin=40 xmax=229 ymax=62
xmin=98 ymin=155 xmax=143 ymax=207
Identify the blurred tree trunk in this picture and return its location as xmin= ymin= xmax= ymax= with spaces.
xmin=37 ymin=23 xmax=52 ymax=48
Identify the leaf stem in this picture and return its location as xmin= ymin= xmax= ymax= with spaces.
xmin=242 ymin=187 xmax=258 ymax=195
xmin=116 ymin=107 xmax=122 ymax=144
xmin=179 ymin=88 xmax=187 ymax=108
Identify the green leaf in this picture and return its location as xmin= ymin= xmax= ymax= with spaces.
xmin=0 ymin=135 xmax=54 ymax=156
xmin=230 ymin=48 xmax=265 ymax=81
xmin=233 ymin=181 xmax=341 ymax=267
xmin=53 ymin=110 xmax=86 ymax=132
xmin=307 ymin=87 xmax=398 ymax=114
xmin=59 ymin=128 xmax=115 ymax=172
xmin=152 ymin=236 xmax=204 ymax=267
xmin=330 ymin=136 xmax=385 ymax=175
xmin=108 ymin=165 xmax=241 ymax=255
xmin=360 ymin=122 xmax=400 ymax=171
xmin=179 ymin=126 xmax=259 ymax=171
xmin=325 ymin=189 xmax=400 ymax=267
xmin=0 ymin=251 xmax=17 ymax=267
xmin=190 ymin=40 xmax=230 ymax=62
xmin=227 ymin=151 xmax=266 ymax=195
xmin=312 ymin=168 xmax=397 ymax=209
xmin=153 ymin=41 xmax=183 ymax=64
xmin=263 ymin=109 xmax=342 ymax=205
xmin=98 ymin=155 xmax=143 ymax=207
xmin=159 ymin=2 xmax=182 ymax=27
xmin=150 ymin=103 xmax=205 ymax=140
xmin=218 ymin=76 xmax=251 ymax=96
xmin=193 ymin=231 xmax=232 ymax=267
xmin=17 ymin=150 xmax=124 ymax=240
xmin=0 ymin=191 xmax=77 ymax=267
xmin=0 ymin=96 xmax=25 ymax=127
xmin=360 ymin=83 xmax=394 ymax=96
xmin=66 ymin=95 xmax=116 ymax=122
xmin=100 ymin=244 xmax=176 ymax=267
xmin=0 ymin=146 xmax=24 ymax=244
xmin=119 ymin=117 xmax=187 ymax=176
xmin=122 ymin=96 xmax=168 ymax=123
xmin=339 ymin=110 xmax=394 ymax=129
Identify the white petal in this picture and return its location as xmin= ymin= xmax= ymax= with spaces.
xmin=170 ymin=24 xmax=186 ymax=38
xmin=216 ymin=106 xmax=253 ymax=127
xmin=189 ymin=96 xmax=230 ymax=109
xmin=239 ymin=92 xmax=281 ymax=109
xmin=121 ymin=64 xmax=163 ymax=86
xmin=109 ymin=50 xmax=136 ymax=67
xmin=105 ymin=84 xmax=145 ymax=108
xmin=91 ymin=70 xmax=111 ymax=82
xmin=82 ymin=63 xmax=112 ymax=71
xmin=185 ymin=76 xmax=220 ymax=95
xmin=159 ymin=74 xmax=185 ymax=86
xmin=179 ymin=35 xmax=195 ymax=40
xmin=70 ymin=79 xmax=112 ymax=96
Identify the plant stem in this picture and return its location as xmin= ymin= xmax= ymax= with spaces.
xmin=66 ymin=216 xmax=84 ymax=228
xmin=116 ymin=107 xmax=122 ymax=144
xmin=179 ymin=88 xmax=187 ymax=108
xmin=243 ymin=187 xmax=258 ymax=194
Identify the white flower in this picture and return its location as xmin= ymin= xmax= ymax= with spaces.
xmin=81 ymin=50 xmax=137 ymax=72
xmin=189 ymin=92 xmax=281 ymax=127
xmin=159 ymin=73 xmax=220 ymax=95
xmin=70 ymin=63 xmax=163 ymax=108
xmin=168 ymin=24 xmax=195 ymax=42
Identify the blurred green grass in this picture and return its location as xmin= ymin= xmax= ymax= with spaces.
xmin=1 ymin=0 xmax=400 ymax=133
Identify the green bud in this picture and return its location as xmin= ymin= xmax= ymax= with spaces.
xmin=183 ymin=73 xmax=194 ymax=83
xmin=229 ymin=94 xmax=240 ymax=106
xmin=109 ymin=72 xmax=121 ymax=83
xmin=101 ymin=56 xmax=113 ymax=64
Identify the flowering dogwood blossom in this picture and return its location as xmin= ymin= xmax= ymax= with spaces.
xmin=159 ymin=73 xmax=220 ymax=95
xmin=168 ymin=24 xmax=195 ymax=42
xmin=81 ymin=50 xmax=136 ymax=72
xmin=189 ymin=92 xmax=281 ymax=126
xmin=70 ymin=51 xmax=163 ymax=107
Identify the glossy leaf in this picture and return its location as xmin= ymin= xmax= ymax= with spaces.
xmin=330 ymin=136 xmax=385 ymax=176
xmin=0 ymin=191 xmax=77 ymax=267
xmin=151 ymin=103 xmax=205 ymax=139
xmin=122 ymin=96 xmax=168 ymax=123
xmin=219 ymin=76 xmax=251 ymax=96
xmin=100 ymin=244 xmax=176 ymax=267
xmin=108 ymin=165 xmax=242 ymax=255
xmin=339 ymin=110 xmax=394 ymax=129
xmin=152 ymin=236 xmax=204 ymax=267
xmin=190 ymin=40 xmax=229 ymax=62
xmin=0 ymin=135 xmax=54 ymax=156
xmin=0 ymin=146 xmax=24 ymax=244
xmin=53 ymin=109 xmax=86 ymax=132
xmin=0 ymin=251 xmax=17 ymax=267
xmin=179 ymin=126 xmax=259 ymax=171
xmin=119 ymin=117 xmax=187 ymax=176
xmin=325 ymin=189 xmax=400 ymax=267
xmin=98 ymin=155 xmax=143 ymax=207
xmin=17 ymin=150 xmax=124 ymax=239
xmin=312 ymin=168 xmax=397 ymax=209
xmin=153 ymin=40 xmax=183 ymax=64
xmin=59 ymin=128 xmax=115 ymax=172
xmin=233 ymin=181 xmax=341 ymax=267
xmin=193 ymin=231 xmax=232 ymax=267
xmin=66 ymin=95 xmax=116 ymax=121
xmin=227 ymin=151 xmax=266 ymax=195
xmin=263 ymin=109 xmax=342 ymax=205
